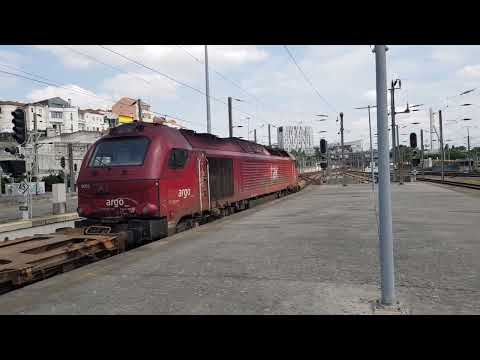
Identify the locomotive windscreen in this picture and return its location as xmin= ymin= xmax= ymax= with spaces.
xmin=89 ymin=137 xmax=150 ymax=167
xmin=208 ymin=157 xmax=234 ymax=200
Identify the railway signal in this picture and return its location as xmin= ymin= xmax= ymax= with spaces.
xmin=410 ymin=133 xmax=417 ymax=148
xmin=320 ymin=139 xmax=327 ymax=154
xmin=4 ymin=146 xmax=19 ymax=156
xmin=11 ymin=108 xmax=27 ymax=145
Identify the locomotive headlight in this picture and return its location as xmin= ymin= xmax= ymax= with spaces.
xmin=142 ymin=203 xmax=158 ymax=216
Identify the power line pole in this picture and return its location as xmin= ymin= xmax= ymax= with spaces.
xmin=390 ymin=83 xmax=397 ymax=182
xmin=204 ymin=45 xmax=212 ymax=134
xmin=355 ymin=105 xmax=376 ymax=189
xmin=368 ymin=106 xmax=374 ymax=189
xmin=467 ymin=127 xmax=471 ymax=173
xmin=429 ymin=108 xmax=433 ymax=153
xmin=396 ymin=125 xmax=403 ymax=185
xmin=374 ymin=45 xmax=395 ymax=307
xmin=268 ymin=124 xmax=271 ymax=146
xmin=439 ymin=110 xmax=444 ymax=182
xmin=340 ymin=112 xmax=346 ymax=186
xmin=68 ymin=143 xmax=74 ymax=193
xmin=33 ymin=111 xmax=39 ymax=195
xmin=420 ymin=129 xmax=425 ymax=178
xmin=137 ymin=98 xmax=143 ymax=122
xmin=228 ymin=96 xmax=233 ymax=137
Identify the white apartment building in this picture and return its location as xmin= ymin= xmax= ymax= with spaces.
xmin=78 ymin=109 xmax=108 ymax=132
xmin=277 ymin=125 xmax=314 ymax=155
xmin=1 ymin=97 xmax=79 ymax=135
xmin=31 ymin=97 xmax=80 ymax=135
xmin=0 ymin=97 xmax=112 ymax=137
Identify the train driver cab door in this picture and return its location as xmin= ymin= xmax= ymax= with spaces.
xmin=197 ymin=152 xmax=210 ymax=213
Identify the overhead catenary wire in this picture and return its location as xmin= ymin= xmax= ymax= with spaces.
xmin=283 ymin=45 xmax=337 ymax=113
xmin=98 ymin=45 xmax=212 ymax=98
xmin=0 ymin=68 xmax=201 ymax=128
xmin=61 ymin=45 xmax=152 ymax=85
xmin=175 ymin=45 xmax=330 ymax=131
xmin=97 ymin=45 xmax=281 ymax=129
xmin=175 ymin=45 xmax=264 ymax=105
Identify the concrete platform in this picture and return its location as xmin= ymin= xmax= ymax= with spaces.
xmin=0 ymin=213 xmax=80 ymax=241
xmin=0 ymin=182 xmax=478 ymax=314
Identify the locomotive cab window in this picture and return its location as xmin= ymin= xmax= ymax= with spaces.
xmin=169 ymin=149 xmax=189 ymax=169
xmin=89 ymin=137 xmax=149 ymax=167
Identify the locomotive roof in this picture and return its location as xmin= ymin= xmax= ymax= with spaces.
xmin=179 ymin=129 xmax=292 ymax=158
xmin=107 ymin=123 xmax=293 ymax=159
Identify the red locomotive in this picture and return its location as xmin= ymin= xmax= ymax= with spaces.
xmin=76 ymin=122 xmax=299 ymax=247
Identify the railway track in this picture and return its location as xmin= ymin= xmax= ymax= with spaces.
xmin=347 ymin=170 xmax=480 ymax=190
xmin=298 ymin=171 xmax=325 ymax=185
xmin=417 ymin=177 xmax=480 ymax=190
xmin=344 ymin=170 xmax=373 ymax=183
xmin=422 ymin=172 xmax=480 ymax=178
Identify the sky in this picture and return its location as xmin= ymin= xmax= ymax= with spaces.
xmin=0 ymin=45 xmax=479 ymax=150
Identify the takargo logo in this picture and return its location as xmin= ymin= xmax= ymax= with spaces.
xmin=178 ymin=188 xmax=191 ymax=199
xmin=271 ymin=166 xmax=279 ymax=180
xmin=105 ymin=198 xmax=125 ymax=207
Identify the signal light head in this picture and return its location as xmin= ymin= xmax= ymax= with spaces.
xmin=409 ymin=132 xmax=417 ymax=148
xmin=320 ymin=139 xmax=327 ymax=154
xmin=4 ymin=146 xmax=18 ymax=155
xmin=11 ymin=108 xmax=27 ymax=145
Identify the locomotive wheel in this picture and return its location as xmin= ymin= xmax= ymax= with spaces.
xmin=176 ymin=219 xmax=193 ymax=233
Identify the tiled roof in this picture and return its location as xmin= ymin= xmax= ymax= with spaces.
xmin=0 ymin=100 xmax=26 ymax=106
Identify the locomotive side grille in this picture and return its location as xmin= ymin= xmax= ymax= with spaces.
xmin=241 ymin=161 xmax=293 ymax=191
xmin=208 ymin=157 xmax=234 ymax=200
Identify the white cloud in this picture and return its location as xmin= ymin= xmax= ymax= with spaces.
xmin=0 ymin=48 xmax=31 ymax=91
xmin=34 ymin=45 xmax=98 ymax=69
xmin=429 ymin=46 xmax=470 ymax=65
xmin=364 ymin=89 xmax=376 ymax=102
xmin=458 ymin=64 xmax=480 ymax=77
xmin=0 ymin=49 xmax=28 ymax=65
xmin=34 ymin=45 xmax=269 ymax=72
xmin=100 ymin=72 xmax=178 ymax=102
xmin=26 ymin=84 xmax=112 ymax=109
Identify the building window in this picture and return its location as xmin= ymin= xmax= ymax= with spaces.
xmin=51 ymin=111 xmax=63 ymax=119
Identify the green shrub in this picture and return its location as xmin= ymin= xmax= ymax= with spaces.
xmin=42 ymin=174 xmax=64 ymax=192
